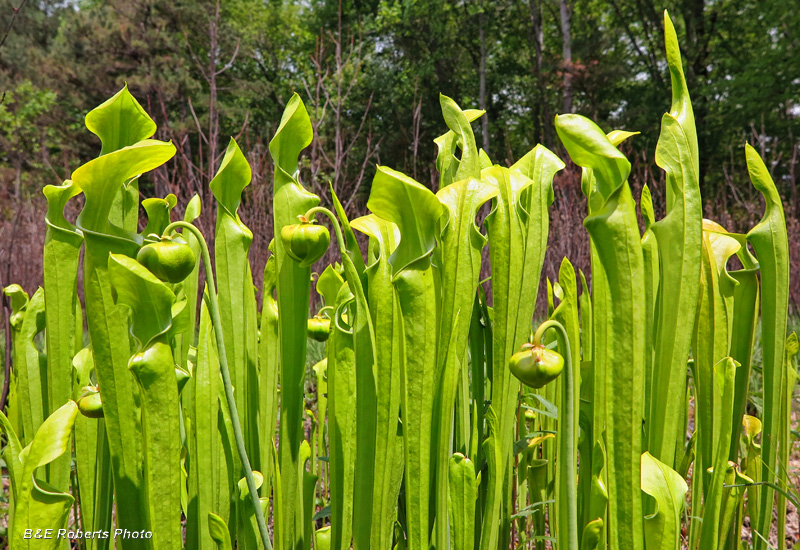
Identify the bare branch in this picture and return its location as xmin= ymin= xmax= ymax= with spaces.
xmin=0 ymin=0 xmax=28 ymax=51
xmin=215 ymin=38 xmax=241 ymax=76
xmin=187 ymin=97 xmax=210 ymax=145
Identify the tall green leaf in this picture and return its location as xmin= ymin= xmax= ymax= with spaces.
xmin=745 ymin=143 xmax=790 ymax=549
xmin=109 ymin=253 xmax=182 ymax=550
xmin=42 ymin=180 xmax=83 ymax=496
xmin=270 ymin=94 xmax=319 ymax=550
xmin=646 ymin=11 xmax=703 ymax=470
xmin=367 ymin=165 xmax=444 ymax=550
xmin=351 ymin=214 xmax=405 ymax=550
xmin=556 ymin=113 xmax=645 ymax=550
xmin=640 ymin=452 xmax=688 ymax=550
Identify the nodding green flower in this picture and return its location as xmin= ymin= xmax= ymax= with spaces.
xmin=508 ymin=343 xmax=564 ymax=389
xmin=137 ymin=235 xmax=196 ymax=283
xmin=77 ymin=385 xmax=104 ymax=418
xmin=281 ymin=216 xmax=330 ymax=267
xmin=307 ymin=315 xmax=331 ymax=342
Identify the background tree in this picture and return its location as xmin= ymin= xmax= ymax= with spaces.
xmin=0 ymin=0 xmax=798 ymax=304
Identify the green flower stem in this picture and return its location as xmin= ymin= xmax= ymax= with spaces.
xmin=532 ymin=319 xmax=578 ymax=550
xmin=306 ymin=205 xmax=380 ymax=550
xmin=163 ymin=221 xmax=271 ymax=550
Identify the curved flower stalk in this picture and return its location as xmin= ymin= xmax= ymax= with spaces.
xmin=270 ymin=94 xmax=320 ymax=550
xmin=647 ymin=11 xmax=703 ymax=470
xmin=108 ymin=253 xmax=185 ymax=550
xmin=42 ymin=180 xmax=83 ymax=494
xmin=307 ymin=197 xmax=378 ymax=550
xmin=311 ymin=266 xmax=342 ymax=490
xmin=556 ymin=113 xmax=645 ymax=550
xmin=174 ymin=194 xmax=203 ymax=368
xmin=549 ymin=257 xmax=581 ymax=544
xmin=745 ymin=143 xmax=790 ymax=549
xmin=0 ymin=400 xmax=79 ymax=550
xmin=163 ymin=220 xmax=272 ymax=550
xmin=350 ymin=214 xmax=405 ymax=550
xmin=74 ymin=87 xmax=176 ymax=544
xmin=209 ymin=138 xmax=260 ymax=473
xmin=528 ymin=319 xmax=578 ymax=550
xmin=294 ymin=201 xmax=376 ymax=550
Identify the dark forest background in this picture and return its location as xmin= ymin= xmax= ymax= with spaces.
xmin=1 ymin=0 xmax=798 ymax=309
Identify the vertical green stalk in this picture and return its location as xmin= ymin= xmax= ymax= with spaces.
xmin=2 ymin=286 xmax=45 ymax=445
xmin=433 ymin=95 xmax=497 ymax=550
xmin=351 ymin=214 xmax=405 ymax=550
xmin=698 ymin=358 xmax=737 ymax=550
xmin=314 ymin=264 xmax=345 ymax=497
xmin=175 ymin=194 xmax=202 ymax=368
xmin=186 ymin=298 xmax=225 ymax=550
xmin=209 ymin=139 xmax=259 ymax=471
xmin=42 ymin=180 xmax=83 ymax=496
xmin=305 ymin=204 xmax=378 ymax=550
xmin=556 ymin=114 xmax=645 ymax=550
xmin=73 ymin=87 xmax=176 ymax=545
xmin=745 ymin=143 xmax=790 ymax=549
xmin=270 ymin=94 xmax=319 ymax=550
xmin=327 ymin=285 xmax=358 ymax=550
xmin=366 ymin=166 xmax=444 ymax=550
xmin=316 ymin=192 xmax=378 ymax=550
xmin=108 ymin=254 xmax=183 ymax=550
xmin=776 ymin=332 xmax=798 ymax=546
xmin=639 ymin=185 xmax=659 ymax=427
xmin=481 ymin=166 xmax=538 ymax=550
xmin=728 ymin=240 xmax=760 ymax=461
xmin=259 ymin=253 xmax=280 ymax=498
xmin=448 ymin=453 xmax=477 ymax=550
xmin=164 ymin=221 xmax=272 ymax=550
xmin=72 ymin=347 xmax=113 ymax=550
xmin=689 ymin=222 xmax=739 ymax=539
xmin=532 ymin=319 xmax=578 ymax=550
xmin=480 ymin=142 xmax=562 ymax=549
xmin=647 ymin=11 xmax=703 ymax=470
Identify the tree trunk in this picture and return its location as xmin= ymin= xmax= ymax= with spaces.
xmin=528 ymin=0 xmax=551 ymax=146
xmin=208 ymin=0 xmax=220 ymax=177
xmin=560 ymin=0 xmax=573 ymax=114
xmin=478 ymin=7 xmax=489 ymax=153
